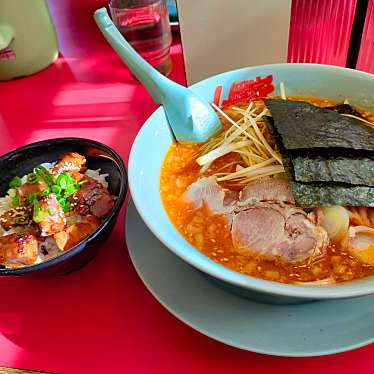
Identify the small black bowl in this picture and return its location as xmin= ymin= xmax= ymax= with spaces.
xmin=0 ymin=138 xmax=127 ymax=276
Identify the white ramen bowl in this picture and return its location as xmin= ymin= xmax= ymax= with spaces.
xmin=128 ymin=63 xmax=374 ymax=303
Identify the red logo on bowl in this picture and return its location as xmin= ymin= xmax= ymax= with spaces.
xmin=213 ymin=75 xmax=274 ymax=107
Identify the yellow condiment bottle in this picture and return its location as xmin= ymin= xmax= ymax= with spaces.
xmin=0 ymin=0 xmax=59 ymax=80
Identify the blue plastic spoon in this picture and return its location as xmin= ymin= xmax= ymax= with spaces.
xmin=94 ymin=8 xmax=221 ymax=143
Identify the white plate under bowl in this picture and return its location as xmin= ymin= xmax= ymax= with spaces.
xmin=125 ymin=199 xmax=374 ymax=357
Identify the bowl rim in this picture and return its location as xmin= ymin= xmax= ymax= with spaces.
xmin=129 ymin=62 xmax=374 ymax=299
xmin=0 ymin=137 xmax=127 ymax=275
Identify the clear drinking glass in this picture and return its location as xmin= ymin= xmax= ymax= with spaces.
xmin=109 ymin=0 xmax=172 ymax=76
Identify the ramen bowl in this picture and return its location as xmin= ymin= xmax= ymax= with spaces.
xmin=128 ymin=63 xmax=374 ymax=304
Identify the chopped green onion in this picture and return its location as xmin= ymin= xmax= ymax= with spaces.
xmin=15 ymin=214 xmax=29 ymax=225
xmin=27 ymin=173 xmax=40 ymax=184
xmin=32 ymin=198 xmax=45 ymax=223
xmin=27 ymin=192 xmax=37 ymax=205
xmin=33 ymin=210 xmax=45 ymax=223
xmin=62 ymin=201 xmax=71 ymax=213
xmin=58 ymin=197 xmax=66 ymax=206
xmin=9 ymin=176 xmax=21 ymax=189
xmin=56 ymin=173 xmax=70 ymax=189
xmin=46 ymin=207 xmax=55 ymax=215
xmin=12 ymin=196 xmax=20 ymax=207
xmin=8 ymin=189 xmax=20 ymax=207
xmin=35 ymin=165 xmax=54 ymax=186
xmin=7 ymin=188 xmax=16 ymax=198
xmin=41 ymin=187 xmax=51 ymax=197
xmin=57 ymin=197 xmax=71 ymax=213
xmin=51 ymin=185 xmax=62 ymax=195
xmin=67 ymin=174 xmax=75 ymax=184
xmin=45 ymin=175 xmax=54 ymax=186
xmin=35 ymin=165 xmax=49 ymax=175
xmin=64 ymin=184 xmax=78 ymax=198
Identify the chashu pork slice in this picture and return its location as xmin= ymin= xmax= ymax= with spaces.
xmin=184 ymin=176 xmax=238 ymax=214
xmin=238 ymin=178 xmax=295 ymax=206
xmin=0 ymin=233 xmax=38 ymax=267
xmin=54 ymin=215 xmax=100 ymax=251
xmin=185 ymin=176 xmax=329 ymax=263
xmin=70 ymin=177 xmax=114 ymax=218
xmin=38 ymin=193 xmax=66 ymax=236
xmin=231 ymin=202 xmax=329 ymax=262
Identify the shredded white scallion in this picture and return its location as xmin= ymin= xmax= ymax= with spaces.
xmin=196 ymin=140 xmax=251 ymax=166
xmin=198 ymin=94 xmax=285 ymax=186
xmin=280 ymin=82 xmax=286 ymax=100
xmin=341 ymin=113 xmax=374 ymax=129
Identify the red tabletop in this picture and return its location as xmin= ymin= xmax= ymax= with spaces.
xmin=0 ymin=1 xmax=372 ymax=373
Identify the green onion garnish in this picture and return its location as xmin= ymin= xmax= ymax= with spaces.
xmin=46 ymin=207 xmax=55 ymax=215
xmin=27 ymin=192 xmax=37 ymax=205
xmin=9 ymin=176 xmax=21 ymax=189
xmin=8 ymin=164 xmax=84 ymax=216
xmin=62 ymin=201 xmax=71 ymax=213
xmin=58 ymin=197 xmax=66 ymax=208
xmin=56 ymin=173 xmax=70 ymax=189
xmin=32 ymin=198 xmax=45 ymax=223
xmin=58 ymin=197 xmax=71 ymax=213
xmin=12 ymin=196 xmax=20 ymax=207
xmin=64 ymin=184 xmax=79 ymax=198
xmin=41 ymin=187 xmax=51 ymax=197
xmin=7 ymin=188 xmax=16 ymax=198
xmin=51 ymin=185 xmax=62 ymax=195
xmin=35 ymin=165 xmax=54 ymax=186
xmin=27 ymin=173 xmax=40 ymax=184
xmin=15 ymin=214 xmax=29 ymax=225
xmin=8 ymin=188 xmax=20 ymax=207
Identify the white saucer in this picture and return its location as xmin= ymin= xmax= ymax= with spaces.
xmin=125 ymin=200 xmax=374 ymax=357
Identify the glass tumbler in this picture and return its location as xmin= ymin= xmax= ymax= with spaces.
xmin=109 ymin=0 xmax=172 ymax=76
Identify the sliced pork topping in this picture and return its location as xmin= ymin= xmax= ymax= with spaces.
xmin=185 ymin=177 xmax=294 ymax=214
xmin=231 ymin=202 xmax=328 ymax=262
xmin=38 ymin=194 xmax=66 ymax=236
xmin=231 ymin=204 xmax=285 ymax=254
xmin=17 ymin=180 xmax=47 ymax=198
xmin=184 ymin=176 xmax=238 ymax=214
xmin=70 ymin=177 xmax=114 ymax=218
xmin=185 ymin=177 xmax=329 ymax=263
xmin=238 ymin=178 xmax=295 ymax=206
xmin=54 ymin=215 xmax=100 ymax=251
xmin=0 ymin=207 xmax=31 ymax=230
xmin=52 ymin=152 xmax=87 ymax=176
xmin=0 ymin=233 xmax=38 ymax=267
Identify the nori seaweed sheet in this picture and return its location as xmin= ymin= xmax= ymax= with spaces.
xmin=292 ymin=154 xmax=374 ymax=186
xmin=264 ymin=101 xmax=374 ymax=206
xmin=292 ymin=182 xmax=374 ymax=207
xmin=264 ymin=99 xmax=374 ymax=151
xmin=264 ymin=115 xmax=294 ymax=179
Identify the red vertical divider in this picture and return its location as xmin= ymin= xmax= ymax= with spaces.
xmin=356 ymin=0 xmax=374 ymax=73
xmin=288 ymin=0 xmax=357 ymax=66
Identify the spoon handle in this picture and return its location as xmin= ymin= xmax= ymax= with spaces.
xmin=94 ymin=7 xmax=171 ymax=104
